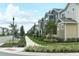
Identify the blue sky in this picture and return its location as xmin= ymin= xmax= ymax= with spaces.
xmin=0 ymin=3 xmax=67 ymax=32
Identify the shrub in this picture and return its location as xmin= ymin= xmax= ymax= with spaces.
xmin=18 ymin=36 xmax=26 ymax=47
xmin=25 ymin=45 xmax=79 ymax=53
xmin=66 ymin=38 xmax=79 ymax=42
xmin=18 ymin=25 xmax=26 ymax=47
xmin=56 ymin=38 xmax=64 ymax=42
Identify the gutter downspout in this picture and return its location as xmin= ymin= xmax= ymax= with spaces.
xmin=77 ymin=23 xmax=79 ymax=38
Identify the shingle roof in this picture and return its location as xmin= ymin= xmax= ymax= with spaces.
xmin=60 ymin=18 xmax=77 ymax=23
xmin=53 ymin=8 xmax=63 ymax=12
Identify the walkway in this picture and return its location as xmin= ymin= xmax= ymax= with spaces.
xmin=25 ymin=36 xmax=40 ymax=47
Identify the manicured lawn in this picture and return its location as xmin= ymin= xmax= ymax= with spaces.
xmin=26 ymin=35 xmax=79 ymax=52
xmin=28 ymin=35 xmax=79 ymax=46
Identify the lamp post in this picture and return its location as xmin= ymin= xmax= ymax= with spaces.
xmin=12 ymin=17 xmax=15 ymax=46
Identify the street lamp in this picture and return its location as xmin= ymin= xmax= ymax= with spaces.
xmin=12 ymin=17 xmax=15 ymax=46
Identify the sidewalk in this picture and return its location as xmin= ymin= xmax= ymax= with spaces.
xmin=25 ymin=36 xmax=41 ymax=47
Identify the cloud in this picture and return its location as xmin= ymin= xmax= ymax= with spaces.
xmin=0 ymin=4 xmax=39 ymax=32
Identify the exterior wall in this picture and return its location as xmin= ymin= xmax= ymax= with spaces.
xmin=57 ymin=23 xmax=65 ymax=39
xmin=57 ymin=23 xmax=78 ymax=40
xmin=0 ymin=28 xmax=2 ymax=35
xmin=65 ymin=23 xmax=78 ymax=38
xmin=76 ymin=4 xmax=79 ymax=22
xmin=60 ymin=3 xmax=79 ymax=21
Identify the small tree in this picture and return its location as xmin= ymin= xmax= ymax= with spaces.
xmin=20 ymin=25 xmax=25 ymax=37
xmin=40 ymin=18 xmax=45 ymax=37
xmin=32 ymin=23 xmax=36 ymax=36
xmin=9 ymin=23 xmax=18 ymax=38
xmin=18 ymin=25 xmax=26 ymax=47
xmin=45 ymin=20 xmax=57 ymax=39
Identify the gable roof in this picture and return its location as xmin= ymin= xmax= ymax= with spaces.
xmin=60 ymin=3 xmax=70 ymax=13
xmin=53 ymin=8 xmax=63 ymax=13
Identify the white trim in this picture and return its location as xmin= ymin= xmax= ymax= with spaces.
xmin=62 ymin=21 xmax=77 ymax=23
xmin=58 ymin=18 xmax=64 ymax=22
xmin=64 ymin=23 xmax=67 ymax=41
xmin=77 ymin=23 xmax=79 ymax=38
xmin=48 ymin=14 xmax=54 ymax=16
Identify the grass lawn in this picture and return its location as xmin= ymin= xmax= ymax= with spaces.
xmin=26 ymin=35 xmax=79 ymax=52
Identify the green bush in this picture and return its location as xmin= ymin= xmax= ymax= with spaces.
xmin=66 ymin=38 xmax=79 ymax=42
xmin=25 ymin=46 xmax=79 ymax=53
xmin=18 ymin=36 xmax=26 ymax=47
xmin=56 ymin=38 xmax=64 ymax=42
xmin=25 ymin=46 xmax=48 ymax=52
xmin=18 ymin=25 xmax=26 ymax=47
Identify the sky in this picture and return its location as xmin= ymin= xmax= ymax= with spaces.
xmin=0 ymin=3 xmax=67 ymax=33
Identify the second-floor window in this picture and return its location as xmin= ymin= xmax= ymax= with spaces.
xmin=72 ymin=8 xmax=74 ymax=12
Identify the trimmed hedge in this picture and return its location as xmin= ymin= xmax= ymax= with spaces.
xmin=25 ymin=46 xmax=79 ymax=53
xmin=66 ymin=38 xmax=79 ymax=42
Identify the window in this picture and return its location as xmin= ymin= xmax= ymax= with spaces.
xmin=61 ymin=24 xmax=64 ymax=29
xmin=72 ymin=8 xmax=74 ymax=11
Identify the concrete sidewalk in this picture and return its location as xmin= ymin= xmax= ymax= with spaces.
xmin=25 ymin=36 xmax=41 ymax=47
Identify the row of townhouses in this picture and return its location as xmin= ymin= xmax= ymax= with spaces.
xmin=28 ymin=3 xmax=79 ymax=41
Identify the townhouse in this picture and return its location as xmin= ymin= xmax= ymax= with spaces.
xmin=28 ymin=3 xmax=79 ymax=41
xmin=57 ymin=3 xmax=79 ymax=41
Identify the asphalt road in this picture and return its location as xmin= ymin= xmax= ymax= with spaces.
xmin=0 ymin=35 xmax=12 ymax=45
